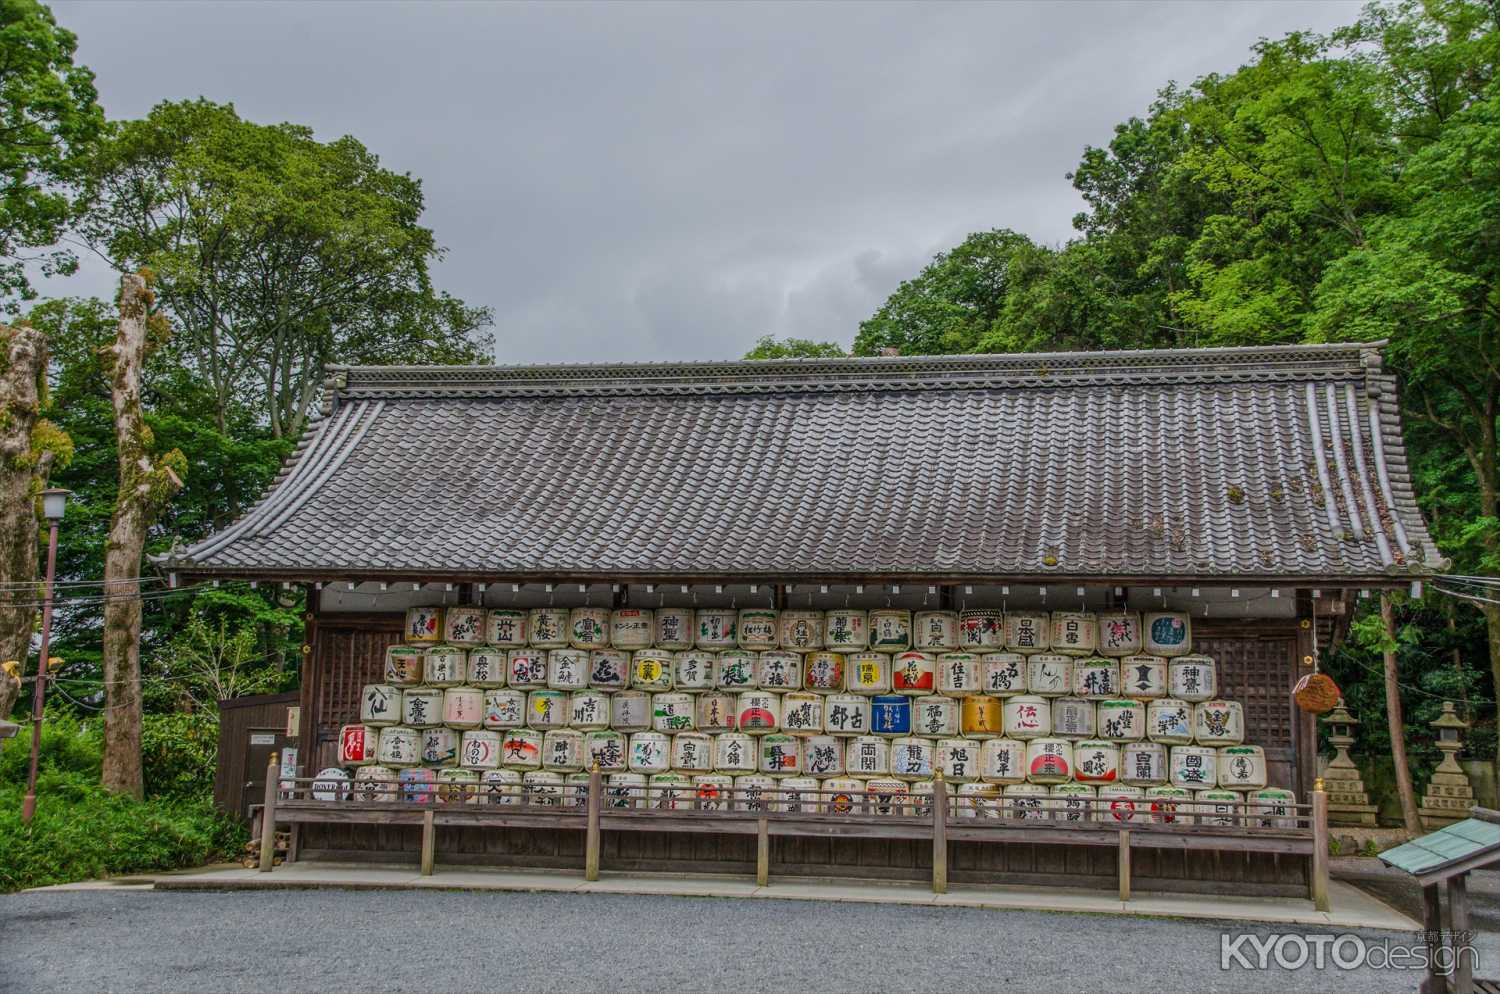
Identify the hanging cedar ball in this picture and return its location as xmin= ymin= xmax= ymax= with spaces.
xmin=1292 ymin=672 xmax=1341 ymax=714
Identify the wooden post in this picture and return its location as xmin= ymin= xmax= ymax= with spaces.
xmin=258 ymin=752 xmax=278 ymax=873
xmin=585 ymin=762 xmax=601 ymax=881
xmin=1118 ymin=829 xmax=1131 ymax=902
xmin=1420 ymin=883 xmax=1445 ymax=994
xmin=420 ymin=809 xmax=435 ymax=876
xmin=1310 ymin=778 xmax=1330 ymax=912
xmin=1448 ymin=873 xmax=1473 ymax=994
xmin=1381 ymin=593 xmax=1422 ymax=836
xmin=931 ymin=771 xmax=948 ymax=895
xmin=756 ymin=816 xmax=769 ymax=887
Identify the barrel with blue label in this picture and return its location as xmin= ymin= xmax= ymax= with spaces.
xmin=870 ymin=694 xmax=912 ymax=736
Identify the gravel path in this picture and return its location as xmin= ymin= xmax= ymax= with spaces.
xmin=0 ymin=886 xmax=1484 ymax=993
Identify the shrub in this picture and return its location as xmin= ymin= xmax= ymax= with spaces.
xmin=141 ymin=710 xmax=219 ymax=801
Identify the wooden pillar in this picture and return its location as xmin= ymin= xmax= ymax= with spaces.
xmin=1420 ymin=883 xmax=1445 ymax=994
xmin=931 ymin=772 xmax=948 ymax=895
xmin=1118 ymin=829 xmax=1131 ymax=902
xmin=1293 ymin=593 xmax=1318 ymax=798
xmin=1448 ymin=873 xmax=1473 ymax=994
xmin=420 ymin=809 xmax=435 ymax=876
xmin=1310 ymin=779 xmax=1330 ymax=912
xmin=756 ymin=817 xmax=769 ymax=887
xmin=585 ymin=762 xmax=602 ymax=881
xmin=258 ymin=752 xmax=278 ymax=873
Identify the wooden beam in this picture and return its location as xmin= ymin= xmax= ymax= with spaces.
xmin=1310 ymin=780 xmax=1330 ymax=912
xmin=420 ymin=809 xmax=435 ymax=876
xmin=1118 ymin=829 xmax=1131 ymax=902
xmin=585 ymin=764 xmax=602 ymax=882
xmin=1420 ymin=884 xmax=1444 ymax=994
xmin=1448 ymin=873 xmax=1473 ymax=994
xmin=258 ymin=753 xmax=278 ymax=873
xmin=931 ymin=773 xmax=948 ymax=895
xmin=756 ymin=817 xmax=769 ymax=887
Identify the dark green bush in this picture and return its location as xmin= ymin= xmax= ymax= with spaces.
xmin=141 ymin=710 xmax=219 ymax=801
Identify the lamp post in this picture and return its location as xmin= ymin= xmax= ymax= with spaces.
xmin=21 ymin=487 xmax=68 ymax=824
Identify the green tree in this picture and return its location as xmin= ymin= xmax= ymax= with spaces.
xmin=742 ymin=335 xmax=846 ymax=360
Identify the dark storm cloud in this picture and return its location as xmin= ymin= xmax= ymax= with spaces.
xmin=56 ymin=0 xmax=1360 ymax=362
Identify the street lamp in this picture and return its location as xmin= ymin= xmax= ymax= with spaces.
xmin=21 ymin=488 xmax=68 ymax=823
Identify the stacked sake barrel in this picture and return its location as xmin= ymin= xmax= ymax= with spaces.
xmin=330 ymin=604 xmax=1296 ymax=827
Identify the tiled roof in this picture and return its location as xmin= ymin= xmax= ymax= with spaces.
xmin=159 ymin=343 xmax=1443 ymax=582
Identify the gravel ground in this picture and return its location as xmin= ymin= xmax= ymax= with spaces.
xmin=2 ymin=886 xmax=1490 ymax=994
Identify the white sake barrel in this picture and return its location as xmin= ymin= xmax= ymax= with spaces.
xmin=716 ymin=649 xmax=757 ymax=690
xmin=460 ymin=729 xmax=503 ymax=770
xmin=631 ymin=649 xmax=674 ymax=692
xmin=913 ymin=611 xmax=958 ymax=651
xmin=696 ymin=609 xmax=739 ymax=648
xmin=443 ymin=687 xmax=484 ymax=729
xmin=584 ymin=730 xmax=627 ymax=772
xmin=1096 ymin=611 xmax=1143 ymax=657
xmin=339 ymin=724 xmax=380 ymax=766
xmin=384 ymin=645 xmax=424 ymax=686
xmin=501 ymin=729 xmax=543 ymax=770
xmin=526 ymin=689 xmax=568 ymax=730
xmin=845 ymin=652 xmax=890 ymax=695
xmin=1195 ymin=700 xmax=1245 ymax=746
xmin=423 ymin=727 xmax=459 ymax=767
xmin=691 ymin=773 xmax=734 ymax=811
xmin=423 ymin=646 xmax=466 ymax=687
xmin=671 ymin=732 xmax=714 ymax=773
xmin=1169 ymin=744 xmax=1218 ymax=789
xmin=1003 ymin=611 xmax=1051 ymax=653
xmin=1119 ymin=655 xmax=1167 ymax=699
xmin=1099 ymin=784 xmax=1144 ymax=822
xmin=756 ymin=650 xmax=802 ymax=691
xmin=845 ymin=736 xmax=889 ymax=778
xmin=354 ymin=765 xmax=398 ymax=803
xmin=1249 ymin=787 xmax=1297 ymax=828
xmin=736 ymin=608 xmax=779 ymax=650
xmin=863 ymin=778 xmax=910 ymax=816
xmin=1147 ymin=698 xmax=1194 ymax=744
xmin=654 ymin=607 xmax=694 ymax=650
xmin=803 ymin=736 xmax=845 ymax=778
xmin=1025 ymin=655 xmax=1073 ymax=696
xmin=1169 ymin=655 xmax=1217 ymax=702
xmin=957 ymin=782 xmax=1002 ymax=818
xmin=960 ymin=696 xmax=1002 ymax=738
xmin=523 ymin=770 xmax=564 ymax=806
xmin=824 ymin=608 xmax=868 ymax=650
xmin=485 ymin=608 xmax=528 ymax=648
xmin=912 ymin=695 xmax=960 ymax=738
xmin=483 ymin=689 xmax=526 ymax=730
xmin=1073 ymin=657 xmax=1120 ymax=699
xmin=936 ymin=652 xmax=981 ymax=697
xmin=868 ymin=609 xmax=912 ymax=652
xmin=759 ymin=733 xmax=802 ymax=776
xmin=648 ymin=772 xmax=692 ymax=810
xmin=889 ymin=737 xmax=935 ymax=780
xmin=981 ymin=653 xmax=1025 ymax=696
xmin=506 ymin=648 xmax=547 ymax=690
xmin=1051 ymin=697 xmax=1096 ymax=739
xmin=778 ymin=610 xmax=823 ymax=651
xmin=479 ymin=768 xmax=522 ymax=805
xmin=736 ymin=691 xmax=780 ymax=734
xmin=610 ymin=690 xmax=652 ymax=732
xmin=565 ymin=771 xmax=596 ymax=807
xmin=628 ymin=731 xmax=670 ymax=774
xmin=802 ymin=651 xmax=845 ymax=691
xmin=402 ymin=687 xmax=443 ymax=727
xmin=568 ymin=690 xmax=610 ymax=730
xmin=609 ymin=608 xmax=654 ymax=650
xmin=1121 ymin=741 xmax=1169 ymax=786
xmin=436 ymin=768 xmax=479 ymax=805
xmin=891 ymin=650 xmax=936 ymax=695
xmin=585 ymin=649 xmax=628 ymax=692
xmin=957 ymin=609 xmax=1004 ymax=649
xmin=735 ymin=774 xmax=779 ymax=812
xmin=1002 ymin=695 xmax=1051 ymax=739
xmin=528 ymin=607 xmax=570 ymax=649
xmin=1051 ymin=782 xmax=1096 ymax=822
xmin=1006 ymin=783 xmax=1051 ymax=820
xmin=823 ymin=778 xmax=863 ymax=815
xmin=466 ymin=646 xmax=507 ymax=688
xmin=398 ymin=767 xmax=436 ymax=804
xmin=361 ymin=683 xmax=400 ymax=726
xmin=1143 ymin=611 xmax=1192 ymax=657
xmin=714 ymin=732 xmax=755 ymax=774
xmin=444 ymin=606 xmax=486 ymax=647
xmin=696 ymin=691 xmax=738 ymax=733
xmin=1074 ymin=739 xmax=1121 ymax=784
xmin=909 ymin=780 xmax=936 ymax=817
xmin=980 ymin=738 xmax=1026 ymax=784
xmin=780 ymin=692 xmax=824 ymax=735
xmin=1049 ymin=611 xmax=1098 ymax=656
xmin=1218 ymin=745 xmax=1267 ymax=791
xmin=672 ymin=649 xmax=717 ymax=691
xmin=376 ymin=726 xmax=419 ymax=767
xmin=547 ymin=648 xmax=589 ymax=691
xmin=1146 ymin=785 xmax=1193 ymax=825
xmin=1097 ymin=699 xmax=1145 ymax=742
xmin=1026 ymin=738 xmax=1074 ymax=784
xmin=936 ymin=737 xmax=980 ymax=781
xmin=542 ymin=728 xmax=585 ymax=771
xmin=823 ymin=694 xmax=872 ymax=737
xmin=779 ymin=776 xmax=822 ymax=814
xmin=1194 ymin=788 xmax=1242 ymax=826
xmin=652 ymin=692 xmax=696 ymax=733
xmin=404 ymin=605 xmax=443 ymax=643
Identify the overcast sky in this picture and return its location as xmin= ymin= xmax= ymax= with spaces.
xmin=56 ymin=0 xmax=1360 ymax=364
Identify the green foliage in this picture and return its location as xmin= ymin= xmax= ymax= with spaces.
xmin=742 ymin=335 xmax=847 ymax=360
xmin=140 ymin=710 xmax=218 ymax=801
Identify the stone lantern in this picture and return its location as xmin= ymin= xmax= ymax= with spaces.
xmin=1320 ymin=699 xmax=1376 ymax=827
xmin=1419 ymin=701 xmax=1474 ymax=830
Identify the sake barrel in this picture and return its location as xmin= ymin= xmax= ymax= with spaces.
xmin=399 ymin=766 xmax=437 ymax=804
xmin=1248 ymin=787 xmax=1298 ymax=828
xmin=714 ymin=732 xmax=755 ymax=774
xmin=584 ymin=730 xmax=627 ymax=772
xmin=501 ymin=729 xmax=543 ymax=770
xmin=361 ymin=683 xmax=400 ymax=725
xmin=483 ymin=689 xmax=526 ymax=730
xmin=1217 ymin=745 xmax=1267 ymax=791
xmin=541 ymin=728 xmax=584 ymax=771
xmin=648 ymin=772 xmax=692 ymax=810
xmin=506 ymin=648 xmax=547 ymax=690
xmin=1074 ymin=657 xmax=1120 ymax=699
xmin=526 ymin=689 xmax=568 ymax=730
xmin=671 ymin=732 xmax=714 ymax=773
xmin=891 ymin=651 xmax=935 ymax=695
xmin=1142 ymin=611 xmax=1192 ymax=657
xmin=868 ymin=609 xmax=912 ymax=652
xmin=460 ymin=729 xmax=503 ymax=770
xmin=547 ymin=648 xmax=589 ymax=691
xmin=1120 ymin=741 xmax=1168 ymax=786
xmin=957 ymin=609 xmax=1004 ymax=649
xmin=692 ymin=773 xmax=734 ymax=811
xmin=528 ymin=607 xmax=569 ymax=649
xmin=736 ymin=608 xmax=779 ymax=650
xmin=384 ymin=645 xmax=424 ymax=686
xmin=610 ymin=690 xmax=652 ymax=732
xmin=354 ymin=765 xmax=398 ymax=803
xmin=912 ymin=695 xmax=960 ymax=738
xmin=672 ymin=649 xmax=717 ymax=691
xmin=824 ymin=608 xmax=869 ymax=650
xmin=1146 ymin=698 xmax=1194 ymax=744
xmin=759 ymin=733 xmax=802 ymax=775
xmin=846 ymin=736 xmax=890 ymax=778
xmin=803 ymin=736 xmax=846 ymax=778
xmin=981 ymin=653 xmax=1025 ymax=696
xmin=1051 ymin=782 xmax=1096 ymax=822
xmin=1025 ymin=655 xmax=1073 ymax=696
xmin=823 ymin=778 xmax=863 ymax=815
xmin=803 ymin=651 xmax=845 ymax=691
xmin=736 ymin=691 xmax=780 ymax=734
xmin=466 ymin=646 xmax=507 ymax=688
xmin=631 ymin=649 xmax=674 ymax=692
xmin=423 ymin=726 xmax=458 ymax=767
xmin=404 ymin=605 xmax=443 ymax=643
xmin=908 ymin=780 xmax=935 ymax=817
xmin=568 ymin=690 xmax=610 ymax=730
xmin=889 ymin=736 xmax=935 ymax=780
xmin=696 ymin=691 xmax=738 ymax=733
xmin=1098 ymin=698 xmax=1145 ymax=741
xmin=1074 ymin=739 xmax=1120 ymax=784
xmin=652 ymin=692 xmax=696 ymax=733
xmin=582 ymin=650 xmax=624 ymax=692
xmin=778 ymin=610 xmax=823 ymax=651
xmin=824 ymin=694 xmax=872 ymax=736
xmin=960 ymin=695 xmax=1002 ymax=738
xmin=735 ymin=774 xmax=780 ymax=812
xmin=485 ymin=608 xmax=528 ymax=648
xmin=523 ymin=770 xmax=564 ymax=806
xmin=570 ymin=774 xmax=598 ymax=808
xmin=376 ymin=726 xmax=419 ymax=767
xmin=871 ymin=694 xmax=912 ymax=736
xmin=443 ymin=687 xmax=484 ymax=729
xmin=696 ymin=608 xmax=739 ymax=648
xmin=845 ymin=652 xmax=890 ymax=695
xmin=863 ymin=778 xmax=911 ymax=816
xmin=1194 ymin=788 xmax=1242 ymax=827
xmin=716 ymin=649 xmax=757 ymax=690
xmin=1096 ymin=610 xmax=1143 ymax=657
xmin=1099 ymin=784 xmax=1144 ymax=822
xmin=913 ymin=611 xmax=958 ymax=651
xmin=937 ymin=652 xmax=982 ymax=697
xmin=1026 ymin=738 xmax=1074 ymax=784
xmin=1006 ymin=783 xmax=1051 ymax=821
xmin=628 ymin=731 xmax=670 ymax=774
xmin=1168 ymin=655 xmax=1217 ymax=702
xmin=1051 ymin=697 xmax=1096 ymax=739
xmin=339 ymin=724 xmax=380 ymax=766
xmin=1002 ymin=695 xmax=1051 ymax=739
xmin=1050 ymin=611 xmax=1098 ymax=656
xmin=654 ymin=607 xmax=694 ymax=650
xmin=479 ymin=768 xmax=522 ymax=806
xmin=609 ymin=608 xmax=654 ymax=650
xmin=779 ymin=776 xmax=822 ymax=814
xmin=1169 ymin=744 xmax=1218 ymax=789
xmin=937 ymin=737 xmax=980 ymax=781
xmin=957 ymin=782 xmax=1002 ymax=818
xmin=756 ymin=649 xmax=802 ymax=691
xmin=1146 ymin=785 xmax=1192 ymax=825
xmin=401 ymin=687 xmax=443 ymax=727
xmin=444 ymin=606 xmax=486 ymax=646
xmin=1003 ymin=611 xmax=1051 ymax=653
xmin=1195 ymin=699 xmax=1245 ymax=746
xmin=423 ymin=645 xmax=466 ymax=687
xmin=780 ymin=692 xmax=824 ymax=735
xmin=1119 ymin=655 xmax=1167 ymax=699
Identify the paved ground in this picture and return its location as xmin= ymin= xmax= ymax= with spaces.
xmin=0 ymin=885 xmax=1490 ymax=994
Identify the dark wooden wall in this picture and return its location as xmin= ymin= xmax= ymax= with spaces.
xmin=215 ymin=691 xmax=300 ymax=818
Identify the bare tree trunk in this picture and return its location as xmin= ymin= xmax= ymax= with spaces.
xmin=1382 ymin=594 xmax=1422 ymax=836
xmin=101 ymin=275 xmax=184 ymax=798
xmin=1484 ymin=602 xmax=1500 ymax=788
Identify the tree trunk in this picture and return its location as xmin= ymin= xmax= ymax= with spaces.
xmin=100 ymin=274 xmax=184 ymax=798
xmin=1382 ymin=594 xmax=1422 ymax=836
xmin=1484 ymin=602 xmax=1500 ymax=788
